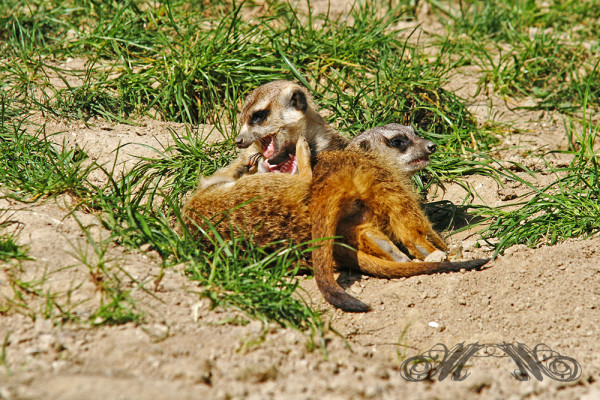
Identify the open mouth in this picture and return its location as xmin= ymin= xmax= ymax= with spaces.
xmin=264 ymin=154 xmax=298 ymax=174
xmin=258 ymin=133 xmax=298 ymax=174
xmin=409 ymin=156 xmax=430 ymax=169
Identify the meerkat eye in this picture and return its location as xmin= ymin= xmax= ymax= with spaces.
xmin=250 ymin=109 xmax=269 ymax=126
xmin=388 ymin=135 xmax=409 ymax=152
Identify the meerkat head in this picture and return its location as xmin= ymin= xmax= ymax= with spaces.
xmin=347 ymin=123 xmax=437 ymax=174
xmin=235 ymin=80 xmax=318 ymax=174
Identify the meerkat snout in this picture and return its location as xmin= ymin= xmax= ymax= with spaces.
xmin=235 ymin=135 xmax=249 ymax=148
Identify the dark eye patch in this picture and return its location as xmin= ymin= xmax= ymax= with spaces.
xmin=250 ymin=109 xmax=269 ymax=125
xmin=387 ymin=135 xmax=410 ymax=152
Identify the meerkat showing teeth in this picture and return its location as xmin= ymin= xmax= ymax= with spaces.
xmin=199 ymin=80 xmax=349 ymax=190
xmin=184 ymin=125 xmax=489 ymax=312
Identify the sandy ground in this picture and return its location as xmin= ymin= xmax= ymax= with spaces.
xmin=1 ymin=2 xmax=600 ymax=400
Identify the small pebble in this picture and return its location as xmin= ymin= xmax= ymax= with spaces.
xmin=424 ymin=250 xmax=447 ymax=263
xmin=141 ymin=324 xmax=169 ymax=341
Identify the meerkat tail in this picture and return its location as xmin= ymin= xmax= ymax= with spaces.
xmin=355 ymin=253 xmax=490 ymax=278
xmin=310 ymin=192 xmax=371 ymax=313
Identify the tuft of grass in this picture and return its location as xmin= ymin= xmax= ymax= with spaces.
xmin=0 ymin=233 xmax=26 ymax=262
xmin=185 ymin=224 xmax=323 ymax=331
xmin=478 ymin=106 xmax=600 ymax=256
xmin=0 ymin=107 xmax=95 ymax=202
xmin=69 ymin=219 xmax=145 ymax=326
xmin=479 ymin=33 xmax=598 ymax=113
xmin=429 ymin=0 xmax=600 ymax=113
xmin=0 ymin=213 xmax=29 ymax=263
xmin=121 ymin=127 xmax=237 ymax=205
xmin=432 ymin=0 xmax=600 ymax=41
xmin=1 ymin=264 xmax=69 ymax=321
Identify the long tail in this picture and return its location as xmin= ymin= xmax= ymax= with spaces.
xmin=355 ymin=253 xmax=490 ymax=278
xmin=310 ymin=189 xmax=371 ymax=312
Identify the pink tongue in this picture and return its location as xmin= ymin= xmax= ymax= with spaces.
xmin=263 ymin=136 xmax=275 ymax=159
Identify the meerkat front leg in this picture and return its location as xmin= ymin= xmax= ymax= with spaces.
xmin=199 ymin=142 xmax=263 ymax=190
xmin=295 ymin=136 xmax=312 ymax=179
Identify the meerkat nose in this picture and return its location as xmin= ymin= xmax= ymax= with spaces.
xmin=426 ymin=142 xmax=437 ymax=154
xmin=235 ymin=135 xmax=250 ymax=148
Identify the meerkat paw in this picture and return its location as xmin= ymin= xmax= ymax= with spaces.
xmin=403 ymin=238 xmax=439 ymax=260
xmin=296 ymin=136 xmax=312 ymax=178
xmin=242 ymin=152 xmax=263 ymax=175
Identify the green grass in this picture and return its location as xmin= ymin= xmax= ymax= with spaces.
xmin=0 ymin=100 xmax=94 ymax=202
xmin=429 ymin=0 xmax=600 ymax=113
xmin=478 ymin=108 xmax=600 ymax=256
xmin=0 ymin=0 xmax=497 ymax=157
xmin=0 ymin=213 xmax=29 ymax=263
xmin=1 ymin=0 xmax=599 ymax=330
xmin=478 ymin=32 xmax=599 ymax=113
xmin=431 ymin=0 xmax=600 ymax=41
xmin=0 ymin=233 xmax=26 ymax=262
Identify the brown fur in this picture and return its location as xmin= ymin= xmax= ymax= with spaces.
xmin=184 ymin=136 xmax=489 ymax=312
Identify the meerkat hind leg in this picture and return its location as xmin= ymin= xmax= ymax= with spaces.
xmin=371 ymin=198 xmax=448 ymax=259
xmin=363 ymin=231 xmax=411 ymax=263
xmin=350 ymin=222 xmax=489 ymax=279
xmin=332 ymin=224 xmax=410 ymax=270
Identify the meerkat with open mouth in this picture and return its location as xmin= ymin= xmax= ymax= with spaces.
xmin=199 ymin=80 xmax=349 ymax=190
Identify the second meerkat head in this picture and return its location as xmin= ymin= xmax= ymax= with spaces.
xmin=235 ymin=81 xmax=319 ymax=173
xmin=347 ymin=123 xmax=437 ymax=175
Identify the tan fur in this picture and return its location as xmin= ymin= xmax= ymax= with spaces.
xmin=199 ymin=81 xmax=349 ymax=190
xmin=184 ymin=129 xmax=489 ymax=312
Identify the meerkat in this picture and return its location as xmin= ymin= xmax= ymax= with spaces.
xmin=199 ymin=80 xmax=349 ymax=190
xmin=184 ymin=126 xmax=489 ymax=312
xmin=346 ymin=123 xmax=437 ymax=175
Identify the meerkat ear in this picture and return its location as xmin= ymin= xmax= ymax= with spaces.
xmin=289 ymin=89 xmax=308 ymax=112
xmin=358 ymin=140 xmax=371 ymax=151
